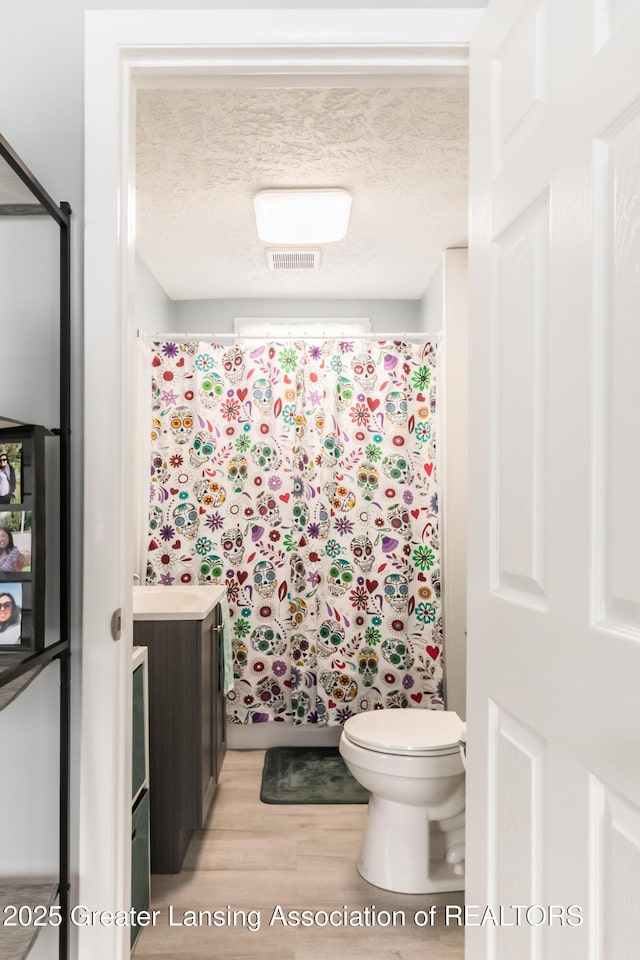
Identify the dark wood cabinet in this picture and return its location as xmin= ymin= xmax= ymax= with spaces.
xmin=133 ymin=603 xmax=226 ymax=874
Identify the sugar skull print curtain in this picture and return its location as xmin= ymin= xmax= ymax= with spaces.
xmin=146 ymin=338 xmax=442 ymax=726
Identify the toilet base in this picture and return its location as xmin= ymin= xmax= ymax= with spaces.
xmin=357 ymin=795 xmax=465 ymax=894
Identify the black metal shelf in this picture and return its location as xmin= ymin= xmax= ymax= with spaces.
xmin=0 ymin=133 xmax=71 ymax=960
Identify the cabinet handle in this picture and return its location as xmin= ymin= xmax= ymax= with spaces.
xmin=211 ymin=625 xmax=223 ymax=634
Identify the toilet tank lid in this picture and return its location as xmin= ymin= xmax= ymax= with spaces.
xmin=343 ymin=709 xmax=464 ymax=754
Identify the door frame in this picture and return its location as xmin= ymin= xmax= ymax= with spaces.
xmin=83 ymin=9 xmax=482 ymax=959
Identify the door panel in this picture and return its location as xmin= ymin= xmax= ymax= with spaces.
xmin=468 ymin=1 xmax=640 ymax=958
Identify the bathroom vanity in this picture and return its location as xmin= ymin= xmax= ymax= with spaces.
xmin=132 ymin=586 xmax=227 ymax=873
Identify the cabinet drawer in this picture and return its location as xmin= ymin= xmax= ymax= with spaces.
xmin=131 ymin=789 xmax=150 ymax=950
xmin=132 ymin=648 xmax=148 ymax=803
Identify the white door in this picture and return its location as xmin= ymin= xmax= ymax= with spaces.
xmin=467 ymin=1 xmax=640 ymax=958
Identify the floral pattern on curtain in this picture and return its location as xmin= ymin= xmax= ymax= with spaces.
xmin=145 ymin=338 xmax=442 ymax=726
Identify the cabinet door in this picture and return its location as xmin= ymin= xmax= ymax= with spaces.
xmin=131 ymin=790 xmax=150 ymax=949
xmin=214 ymin=604 xmax=227 ymax=778
xmin=199 ymin=614 xmax=216 ymax=823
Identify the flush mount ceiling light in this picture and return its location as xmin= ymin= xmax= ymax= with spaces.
xmin=253 ymin=189 xmax=352 ymax=244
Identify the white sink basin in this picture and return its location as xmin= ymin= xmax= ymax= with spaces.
xmin=132 ymin=584 xmax=226 ymax=621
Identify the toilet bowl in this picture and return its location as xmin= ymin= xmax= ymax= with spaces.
xmin=339 ymin=709 xmax=465 ymax=894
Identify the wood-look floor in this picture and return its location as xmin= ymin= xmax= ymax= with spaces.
xmin=135 ymin=749 xmax=465 ymax=960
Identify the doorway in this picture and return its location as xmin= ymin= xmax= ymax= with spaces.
xmin=82 ymin=11 xmax=481 ymax=960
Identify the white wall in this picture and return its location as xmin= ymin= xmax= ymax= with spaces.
xmin=135 ymin=253 xmax=174 ymax=333
xmin=420 ymin=259 xmax=445 ymax=332
xmin=173 ymin=296 xmax=422 ymax=334
xmin=0 ymin=214 xmax=62 ymax=919
xmin=134 ymin=255 xmax=174 ymax=578
xmin=435 ymin=248 xmax=468 ymax=719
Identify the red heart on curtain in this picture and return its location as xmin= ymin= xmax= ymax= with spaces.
xmin=176 ymin=358 xmax=184 ymax=367
xmin=284 ymin=375 xmax=291 ymax=384
xmin=328 ymin=699 xmax=337 ymax=708
xmin=367 ymin=398 xmax=380 ymax=411
xmin=279 ymin=493 xmax=290 ymax=503
xmin=424 ymin=463 xmax=433 ymax=476
xmin=170 ymin=487 xmax=179 ymax=495
xmin=148 ymin=539 xmax=158 ymax=550
xmin=411 ymin=509 xmax=420 ymax=519
xmin=237 ymin=388 xmax=247 ymax=401
xmin=426 ymin=646 xmax=440 ymax=660
xmin=237 ymin=571 xmax=248 ymax=584
xmin=283 ymin=679 xmax=293 ymax=688
xmin=172 ymin=540 xmax=182 ymax=549
xmin=366 ymin=579 xmax=378 ymax=593
xmin=199 ymin=507 xmax=206 ymax=514
xmin=416 ymin=392 xmax=425 ymax=402
xmin=411 ymin=692 xmax=423 ymax=703
xmin=310 ymin=372 xmax=318 ymax=382
xmin=152 ymin=356 xmax=161 ymax=367
xmin=417 ymin=572 xmax=426 ymax=581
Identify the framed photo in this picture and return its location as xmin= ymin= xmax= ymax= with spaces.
xmin=0 ymin=424 xmax=45 ymax=651
xmin=0 ymin=510 xmax=32 ymax=574
xmin=0 ymin=442 xmax=21 ymax=504
xmin=0 ymin=582 xmax=23 ymax=647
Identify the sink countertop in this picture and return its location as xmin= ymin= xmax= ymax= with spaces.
xmin=132 ymin=584 xmax=227 ymax=621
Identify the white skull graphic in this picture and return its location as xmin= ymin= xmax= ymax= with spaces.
xmin=291 ymin=500 xmax=308 ymax=531
xmin=324 ymin=482 xmax=356 ymax=513
xmin=356 ymin=462 xmax=379 ymax=499
xmin=317 ymin=619 xmax=345 ymax=658
xmin=327 ymin=559 xmax=355 ymax=597
xmin=222 ymin=526 xmax=244 ymax=565
xmin=255 ymin=675 xmax=286 ymax=713
xmin=256 ymin=491 xmax=281 ymax=526
xmin=358 ymin=647 xmax=379 ymax=686
xmin=172 ymin=501 xmax=199 ymax=539
xmin=387 ymin=504 xmax=411 ymax=540
xmin=335 ymin=376 xmax=355 ymax=410
xmin=290 ymin=554 xmax=306 ymax=594
xmin=317 ymin=502 xmax=330 ymax=539
xmin=351 ymin=534 xmax=374 ymax=573
xmin=222 ymin=346 xmax=245 ymax=382
xmin=169 ymin=406 xmax=194 ymax=444
xmin=251 ymin=441 xmax=280 ymax=471
xmin=382 ymin=454 xmax=414 ymax=485
xmin=250 ymin=625 xmax=286 ymax=656
xmin=381 ymin=637 xmax=414 ymax=671
xmin=385 ymin=390 xmax=409 ymax=426
xmin=383 ymin=573 xmax=409 ymax=611
xmin=321 ymin=431 xmax=344 ymax=467
xmin=193 ymin=479 xmax=226 ymax=507
xmin=252 ymin=377 xmax=273 ymax=414
xmin=188 ymin=431 xmax=216 ymax=468
xmin=228 ymin=455 xmax=248 ymax=487
xmin=253 ymin=560 xmax=277 ymax=598
xmin=294 ymin=413 xmax=307 ymax=438
xmin=351 ymin=353 xmax=377 ymax=391
xmin=199 ymin=373 xmax=224 ymax=408
xmin=289 ymin=597 xmax=308 ymax=626
xmin=198 ymin=554 xmax=224 ymax=584
xmin=291 ymin=633 xmax=316 ymax=666
xmin=319 ymin=671 xmax=358 ymax=703
xmin=291 ymin=690 xmax=312 ymax=722
xmin=231 ymin=638 xmax=248 ymax=676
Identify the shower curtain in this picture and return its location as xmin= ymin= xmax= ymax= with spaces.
xmin=145 ymin=337 xmax=442 ymax=726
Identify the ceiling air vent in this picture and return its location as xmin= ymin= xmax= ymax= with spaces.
xmin=266 ymin=248 xmax=320 ymax=271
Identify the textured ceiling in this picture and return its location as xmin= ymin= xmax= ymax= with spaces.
xmin=136 ymin=86 xmax=469 ymax=300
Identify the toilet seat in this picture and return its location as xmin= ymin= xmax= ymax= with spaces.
xmin=343 ymin=709 xmax=463 ymax=758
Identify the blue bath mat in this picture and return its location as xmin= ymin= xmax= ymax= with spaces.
xmin=260 ymin=746 xmax=370 ymax=804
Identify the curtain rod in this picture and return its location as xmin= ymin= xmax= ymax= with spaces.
xmin=137 ymin=330 xmax=442 ymax=342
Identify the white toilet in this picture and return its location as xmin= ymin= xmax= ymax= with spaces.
xmin=339 ymin=708 xmax=465 ymax=894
